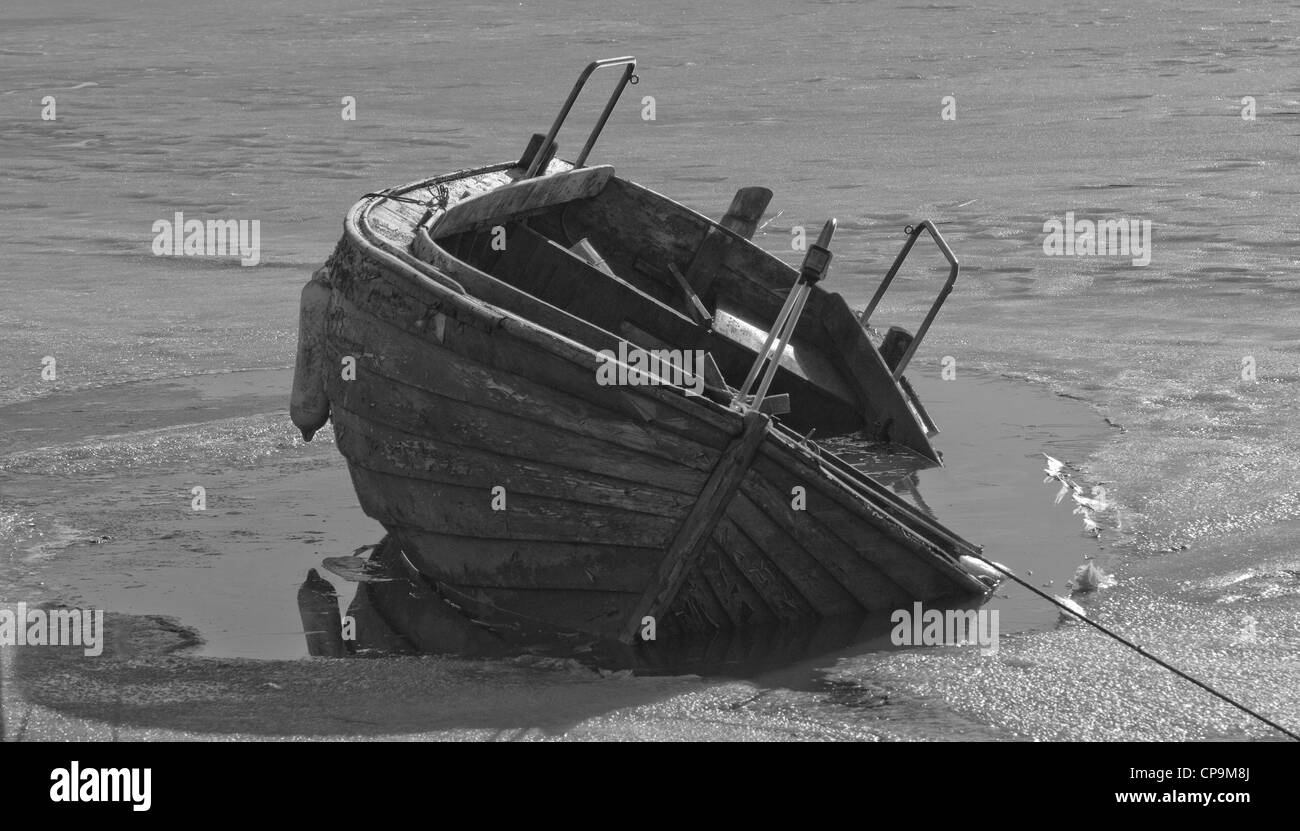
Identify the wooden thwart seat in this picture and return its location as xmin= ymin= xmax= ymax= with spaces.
xmin=490 ymin=223 xmax=698 ymax=344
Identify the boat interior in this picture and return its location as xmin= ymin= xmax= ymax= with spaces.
xmin=415 ymin=161 xmax=872 ymax=435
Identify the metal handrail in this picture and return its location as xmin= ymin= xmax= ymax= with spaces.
xmin=859 ymin=220 xmax=959 ymax=380
xmin=523 ymin=57 xmax=638 ymax=178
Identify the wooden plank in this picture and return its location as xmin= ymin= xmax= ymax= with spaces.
xmin=563 ymin=180 xmax=826 ymax=356
xmin=325 ymin=326 xmax=717 ymax=478
xmin=329 ymin=381 xmax=709 ymax=497
xmin=517 ymin=132 xmax=557 ymax=173
xmin=762 ymin=429 xmax=982 ymax=560
xmin=667 ymin=263 xmax=714 ymax=329
xmin=695 ymin=543 xmax=775 ymax=627
xmin=674 ymin=572 xmax=732 ymax=632
xmin=392 ymin=526 xmax=661 ymax=593
xmin=711 ymin=517 xmax=816 ymax=621
xmin=327 ymin=284 xmax=733 ymax=458
xmin=563 ymin=177 xmax=709 ymax=279
xmin=487 ymin=316 xmax=739 ymax=443
xmin=724 ymin=490 xmax=863 ymax=617
xmin=412 ymin=225 xmax=669 ymax=363
xmin=818 ymin=296 xmax=937 ymax=460
xmin=622 ymin=410 xmax=771 ymax=642
xmin=616 ymin=321 xmax=707 ymax=377
xmin=346 ymin=464 xmax=679 ymax=548
xmin=496 ymin=225 xmax=700 ymax=344
xmin=682 ymin=225 xmax=733 ymax=301
xmin=613 ymin=313 xmax=859 ymax=433
xmin=331 ymin=406 xmax=697 ymax=517
xmin=429 ymin=582 xmax=639 ymax=641
xmin=429 ymin=165 xmax=615 ymax=239
xmin=719 ymin=186 xmax=773 ymax=240
xmin=748 ymin=450 xmax=973 ymax=599
xmin=736 ymin=464 xmax=916 ymax=610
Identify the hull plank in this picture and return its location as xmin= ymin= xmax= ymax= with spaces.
xmin=750 ymin=449 xmax=973 ymax=597
xmin=703 ymin=540 xmax=783 ymax=626
xmin=761 ymin=436 xmax=979 ymax=560
xmin=710 ymin=517 xmax=820 ymax=621
xmin=733 ymin=466 xmax=916 ymax=610
xmin=723 ymin=491 xmax=863 ymax=618
xmin=392 ymin=526 xmax=661 ymax=593
xmin=346 ymin=464 xmax=679 ymax=548
xmin=693 ymin=542 xmax=771 ymax=628
xmin=434 ymin=583 xmax=639 ymax=641
xmin=326 ymin=299 xmax=723 ymax=476
xmin=331 ymin=268 xmax=738 ymax=450
xmin=332 ymin=408 xmax=697 ymax=518
xmin=669 ymin=571 xmax=732 ymax=634
xmin=331 ymin=377 xmax=710 ymax=495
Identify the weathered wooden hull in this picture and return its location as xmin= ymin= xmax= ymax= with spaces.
xmin=297 ymin=171 xmax=994 ymax=644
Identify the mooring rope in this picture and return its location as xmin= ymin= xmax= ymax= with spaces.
xmin=362 ymin=182 xmax=451 ymax=211
xmin=970 ymin=553 xmax=1298 ymax=741
xmin=361 ymin=191 xmax=433 ymax=206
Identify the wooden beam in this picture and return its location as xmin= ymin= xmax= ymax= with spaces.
xmin=719 ymin=186 xmax=773 ymax=240
xmin=818 ymin=298 xmax=939 ymax=462
xmin=429 ymin=165 xmax=614 ymax=239
xmin=517 ymin=132 xmax=558 ymax=173
xmin=667 ymin=263 xmax=714 ymax=330
xmin=680 ymin=225 xmax=733 ymax=301
xmin=622 ymin=410 xmax=770 ymax=643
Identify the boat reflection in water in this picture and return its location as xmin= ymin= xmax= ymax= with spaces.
xmin=817 ymin=439 xmax=939 ymax=517
xmin=298 ymin=533 xmax=991 ymax=679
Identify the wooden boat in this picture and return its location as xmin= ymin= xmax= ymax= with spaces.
xmin=291 ymin=58 xmax=997 ymax=644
